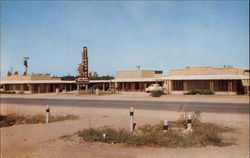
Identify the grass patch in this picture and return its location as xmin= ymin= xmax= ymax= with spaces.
xmin=78 ymin=111 xmax=234 ymax=148
xmin=0 ymin=113 xmax=79 ymax=128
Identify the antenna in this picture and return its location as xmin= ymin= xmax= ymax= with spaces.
xmin=136 ymin=65 xmax=141 ymax=70
xmin=23 ymin=57 xmax=29 ymax=75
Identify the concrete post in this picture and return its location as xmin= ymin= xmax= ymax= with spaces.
xmin=45 ymin=105 xmax=50 ymax=123
xmin=163 ymin=120 xmax=168 ymax=133
xmin=187 ymin=114 xmax=192 ymax=131
xmin=130 ymin=107 xmax=135 ymax=132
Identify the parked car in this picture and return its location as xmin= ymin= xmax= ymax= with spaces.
xmin=145 ymin=84 xmax=163 ymax=93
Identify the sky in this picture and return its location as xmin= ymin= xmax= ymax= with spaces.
xmin=1 ymin=1 xmax=249 ymax=77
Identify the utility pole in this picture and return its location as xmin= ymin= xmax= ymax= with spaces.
xmin=23 ymin=57 xmax=29 ymax=75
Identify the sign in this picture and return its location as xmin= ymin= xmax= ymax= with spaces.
xmin=76 ymin=77 xmax=89 ymax=84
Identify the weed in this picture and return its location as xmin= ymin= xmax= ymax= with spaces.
xmin=78 ymin=111 xmax=234 ymax=148
xmin=0 ymin=113 xmax=79 ymax=128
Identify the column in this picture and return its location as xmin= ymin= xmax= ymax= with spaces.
xmin=115 ymin=82 xmax=118 ymax=91
xmin=183 ymin=81 xmax=188 ymax=91
xmin=28 ymin=84 xmax=33 ymax=93
xmin=131 ymin=83 xmax=135 ymax=91
xmin=65 ymin=84 xmax=67 ymax=91
xmin=168 ymin=80 xmax=172 ymax=93
xmin=21 ymin=84 xmax=24 ymax=91
xmin=121 ymin=83 xmax=124 ymax=91
xmin=46 ymin=84 xmax=49 ymax=93
xmin=53 ymin=84 xmax=56 ymax=92
xmin=102 ymin=83 xmax=105 ymax=91
xmin=244 ymin=86 xmax=249 ymax=95
xmin=209 ymin=80 xmax=214 ymax=92
xmin=228 ymin=80 xmax=233 ymax=92
xmin=38 ymin=84 xmax=41 ymax=93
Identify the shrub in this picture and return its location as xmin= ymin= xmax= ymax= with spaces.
xmin=184 ymin=89 xmax=214 ymax=95
xmin=150 ymin=90 xmax=163 ymax=97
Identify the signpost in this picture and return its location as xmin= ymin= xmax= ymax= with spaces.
xmin=76 ymin=46 xmax=89 ymax=91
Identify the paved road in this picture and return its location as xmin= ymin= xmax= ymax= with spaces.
xmin=1 ymin=97 xmax=249 ymax=114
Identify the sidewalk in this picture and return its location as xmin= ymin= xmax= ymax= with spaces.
xmin=1 ymin=92 xmax=249 ymax=104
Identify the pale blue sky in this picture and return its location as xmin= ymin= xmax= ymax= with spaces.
xmin=1 ymin=1 xmax=249 ymax=77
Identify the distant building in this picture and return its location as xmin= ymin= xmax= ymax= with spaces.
xmin=1 ymin=74 xmax=76 ymax=93
xmin=1 ymin=66 xmax=249 ymax=95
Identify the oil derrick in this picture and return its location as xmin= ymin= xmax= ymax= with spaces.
xmin=76 ymin=47 xmax=89 ymax=87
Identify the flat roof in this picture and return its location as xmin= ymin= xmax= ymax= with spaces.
xmin=1 ymin=75 xmax=249 ymax=84
xmin=0 ymin=79 xmax=112 ymax=84
xmin=162 ymin=75 xmax=249 ymax=80
xmin=0 ymin=80 xmax=76 ymax=84
xmin=112 ymin=78 xmax=165 ymax=82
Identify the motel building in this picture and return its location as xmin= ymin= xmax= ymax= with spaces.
xmin=0 ymin=66 xmax=249 ymax=95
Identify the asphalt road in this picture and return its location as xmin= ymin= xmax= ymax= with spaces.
xmin=1 ymin=97 xmax=249 ymax=114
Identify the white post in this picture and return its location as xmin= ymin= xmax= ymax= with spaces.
xmin=163 ymin=120 xmax=168 ymax=133
xmin=130 ymin=107 xmax=134 ymax=132
xmin=45 ymin=105 xmax=50 ymax=123
xmin=187 ymin=114 xmax=192 ymax=130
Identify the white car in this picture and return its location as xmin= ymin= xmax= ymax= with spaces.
xmin=145 ymin=84 xmax=163 ymax=93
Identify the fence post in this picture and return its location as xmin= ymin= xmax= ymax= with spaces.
xmin=45 ymin=105 xmax=50 ymax=123
xmin=130 ymin=107 xmax=134 ymax=132
xmin=163 ymin=120 xmax=168 ymax=133
xmin=187 ymin=114 xmax=192 ymax=130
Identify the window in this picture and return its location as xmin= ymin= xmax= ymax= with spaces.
xmin=218 ymin=80 xmax=228 ymax=91
xmin=173 ymin=80 xmax=184 ymax=90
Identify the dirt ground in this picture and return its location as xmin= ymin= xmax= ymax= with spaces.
xmin=1 ymin=93 xmax=249 ymax=158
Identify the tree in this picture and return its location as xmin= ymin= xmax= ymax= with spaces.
xmin=93 ymin=72 xmax=98 ymax=77
xmin=14 ymin=71 xmax=19 ymax=75
xmin=7 ymin=71 xmax=12 ymax=76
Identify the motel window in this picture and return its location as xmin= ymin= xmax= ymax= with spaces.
xmin=173 ymin=80 xmax=184 ymax=90
xmin=218 ymin=80 xmax=228 ymax=91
